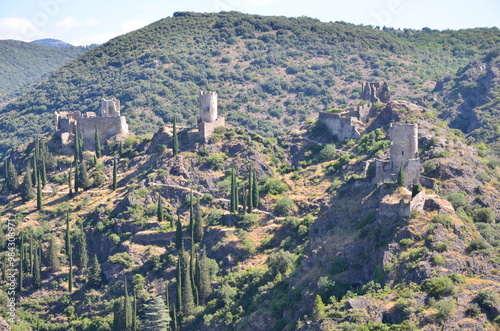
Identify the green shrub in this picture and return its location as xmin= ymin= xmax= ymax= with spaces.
xmin=268 ymin=249 xmax=295 ymax=276
xmin=330 ymin=257 xmax=349 ymax=275
xmin=399 ymin=238 xmax=414 ymax=250
xmin=208 ymin=209 xmax=224 ymax=226
xmin=109 ymin=252 xmax=135 ymax=268
xmin=468 ymin=238 xmax=488 ymax=252
xmin=422 ymin=277 xmax=456 ymax=298
xmin=240 ymin=213 xmax=259 ymax=229
xmin=435 ymin=242 xmax=449 ymax=252
xmin=476 ymin=289 xmax=499 ymax=310
xmin=432 ymin=214 xmax=453 ymax=229
xmin=445 ymin=192 xmax=469 ymax=210
xmin=472 ymin=208 xmax=495 ymax=223
xmin=262 ymin=177 xmax=289 ymax=195
xmin=206 ymin=153 xmax=226 ymax=170
xmin=275 ymin=196 xmax=294 ymax=215
xmin=434 ymin=299 xmax=455 ymax=320
xmin=432 ymin=254 xmax=445 ymax=266
xmin=318 ymin=144 xmax=337 ymax=161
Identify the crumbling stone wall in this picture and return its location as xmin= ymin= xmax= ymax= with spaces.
xmin=101 ymin=98 xmax=120 ymax=117
xmin=361 ymin=82 xmax=390 ymax=103
xmin=318 ymin=112 xmax=363 ymax=141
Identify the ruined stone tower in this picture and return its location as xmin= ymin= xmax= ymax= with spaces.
xmin=389 ymin=123 xmax=418 ymax=172
xmin=101 ymin=98 xmax=120 ymax=117
xmin=198 ymin=91 xmax=225 ymax=143
xmin=361 ymin=82 xmax=390 ymax=103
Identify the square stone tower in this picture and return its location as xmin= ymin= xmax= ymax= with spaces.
xmin=389 ymin=123 xmax=418 ymax=172
xmin=198 ymin=91 xmax=225 ymax=143
xmin=101 ymin=98 xmax=120 ymax=117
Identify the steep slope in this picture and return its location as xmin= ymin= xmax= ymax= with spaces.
xmin=0 ymin=12 xmax=498 ymax=156
xmin=0 ymin=40 xmax=91 ymax=102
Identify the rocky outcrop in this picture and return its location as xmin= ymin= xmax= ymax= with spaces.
xmin=361 ymin=82 xmax=390 ymax=103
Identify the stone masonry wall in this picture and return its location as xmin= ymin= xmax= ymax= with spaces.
xmin=199 ymin=117 xmax=225 ymax=143
xmin=78 ymin=116 xmax=129 ymax=150
xmin=318 ymin=112 xmax=362 ymax=141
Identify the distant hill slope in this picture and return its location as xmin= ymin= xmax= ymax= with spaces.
xmin=31 ymin=38 xmax=73 ymax=48
xmin=0 ymin=40 xmax=91 ymax=103
xmin=0 ymin=12 xmax=499 ymax=155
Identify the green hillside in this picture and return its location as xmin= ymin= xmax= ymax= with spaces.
xmin=0 ymin=12 xmax=498 ymax=155
xmin=0 ymin=40 xmax=91 ymax=104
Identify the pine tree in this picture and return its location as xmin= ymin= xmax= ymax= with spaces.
xmin=397 ymin=161 xmax=405 ymax=187
xmin=198 ymin=247 xmax=212 ymax=304
xmin=20 ymin=164 xmax=35 ymax=201
xmin=78 ymin=161 xmax=91 ymax=191
xmin=87 ymin=254 xmax=102 ymax=288
xmin=74 ymin=223 xmax=88 ymax=270
xmin=193 ymin=199 xmax=203 ymax=243
xmin=68 ymin=163 xmax=73 ymax=198
xmin=180 ymin=250 xmax=195 ymax=316
xmin=33 ymin=246 xmax=41 ymax=289
xmin=95 ymin=126 xmax=102 ymax=158
xmin=313 ymin=294 xmax=326 ymax=320
xmin=247 ymin=167 xmax=253 ymax=213
xmin=142 ymin=296 xmax=171 ymax=331
xmin=157 ymin=193 xmax=164 ymax=223
xmin=252 ymin=168 xmax=259 ymax=209
xmin=172 ymin=116 xmax=179 ymax=156
xmin=36 ymin=170 xmax=42 ymax=210
xmin=112 ymin=158 xmax=117 ymax=191
xmin=175 ymin=216 xmax=183 ymax=251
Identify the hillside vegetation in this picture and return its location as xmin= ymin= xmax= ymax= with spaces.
xmin=0 ymin=40 xmax=91 ymax=104
xmin=0 ymin=12 xmax=499 ymax=156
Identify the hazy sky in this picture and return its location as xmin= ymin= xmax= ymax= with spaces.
xmin=0 ymin=0 xmax=498 ymax=46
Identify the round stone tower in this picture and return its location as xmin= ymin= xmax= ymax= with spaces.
xmin=199 ymin=91 xmax=217 ymax=123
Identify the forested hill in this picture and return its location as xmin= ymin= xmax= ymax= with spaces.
xmin=0 ymin=40 xmax=91 ymax=103
xmin=0 ymin=11 xmax=499 ymax=155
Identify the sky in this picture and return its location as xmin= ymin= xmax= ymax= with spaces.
xmin=0 ymin=0 xmax=498 ymax=46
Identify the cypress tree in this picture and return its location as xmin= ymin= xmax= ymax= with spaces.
xmin=95 ymin=126 xmax=102 ymax=158
xmin=112 ymin=158 xmax=117 ymax=191
xmin=190 ymin=237 xmax=199 ymax=306
xmin=74 ymin=223 xmax=88 ymax=269
xmin=165 ymin=280 xmax=170 ymax=310
xmin=33 ymin=244 xmax=41 ymax=289
xmin=175 ymin=216 xmax=182 ymax=250
xmin=68 ymin=244 xmax=73 ymax=293
xmin=189 ymin=190 xmax=194 ymax=239
xmin=36 ymin=170 xmax=42 ymax=211
xmin=78 ymin=161 xmax=91 ymax=191
xmin=124 ymin=276 xmax=133 ymax=330
xmin=193 ymin=199 xmax=203 ymax=243
xmin=6 ymin=157 xmax=19 ymax=192
xmin=113 ymin=297 xmax=125 ymax=331
xmin=198 ymin=247 xmax=212 ymax=304
xmin=78 ymin=129 xmax=84 ymax=161
xmin=68 ymin=164 xmax=73 ymax=198
xmin=119 ymin=141 xmax=123 ymax=157
xmin=20 ymin=164 xmax=35 ymax=201
xmin=247 ymin=167 xmax=253 ymax=213
xmin=87 ymin=254 xmax=102 ymax=288
xmin=157 ymin=193 xmax=164 ymax=223
xmin=242 ymin=185 xmax=247 ymax=213
xmin=180 ymin=250 xmax=194 ymax=316
xmin=41 ymin=157 xmax=47 ymax=188
xmin=18 ymin=234 xmax=23 ymax=291
xmin=3 ymin=157 xmax=8 ymax=183
xmin=65 ymin=213 xmax=70 ymax=257
xmin=397 ymin=161 xmax=405 ymax=187
xmin=29 ymin=230 xmax=34 ymax=276
xmin=230 ymin=165 xmax=238 ymax=213
xmin=47 ymin=235 xmax=60 ymax=272
xmin=32 ymin=156 xmax=37 ymax=186
xmin=74 ymin=158 xmax=80 ymax=193
xmin=132 ymin=290 xmax=137 ymax=331
xmin=172 ymin=303 xmax=177 ymax=331
xmin=172 ymin=116 xmax=178 ymax=156
xmin=176 ymin=251 xmax=182 ymax=314
xmin=142 ymin=296 xmax=171 ymax=331
xmin=252 ymin=168 xmax=259 ymax=209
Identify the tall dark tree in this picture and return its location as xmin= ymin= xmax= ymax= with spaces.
xmin=47 ymin=235 xmax=60 ymax=272
xmin=65 ymin=213 xmax=71 ymax=257
xmin=68 ymin=244 xmax=73 ymax=293
xmin=193 ymin=199 xmax=203 ymax=243
xmin=68 ymin=164 xmax=73 ymax=198
xmin=29 ymin=230 xmax=34 ymax=276
xmin=18 ymin=234 xmax=24 ymax=291
xmin=32 ymin=156 xmax=37 ymax=186
xmin=190 ymin=237 xmax=199 ymax=307
xmin=230 ymin=165 xmax=238 ymax=213
xmin=172 ymin=116 xmax=179 ymax=156
xmin=112 ymin=158 xmax=117 ymax=191
xmin=74 ymin=159 xmax=80 ymax=193
xmin=175 ymin=216 xmax=183 ymax=250
xmin=180 ymin=250 xmax=195 ymax=316
xmin=77 ymin=161 xmax=91 ymax=191
xmin=197 ymin=247 xmax=212 ymax=304
xmin=95 ymin=126 xmax=102 ymax=158
xmin=5 ymin=157 xmax=19 ymax=192
xmin=74 ymin=223 xmax=88 ymax=270
xmin=87 ymin=254 xmax=102 ymax=288
xmin=119 ymin=141 xmax=123 ymax=157
xmin=33 ymin=245 xmax=41 ymax=289
xmin=157 ymin=193 xmax=164 ymax=223
xmin=36 ymin=170 xmax=42 ymax=211
xmin=41 ymin=156 xmax=47 ymax=188
xmin=247 ymin=167 xmax=253 ymax=213
xmin=20 ymin=164 xmax=35 ymax=201
xmin=252 ymin=167 xmax=259 ymax=209
xmin=189 ymin=190 xmax=194 ymax=239
xmin=124 ymin=276 xmax=133 ymax=330
xmin=133 ymin=290 xmax=137 ymax=331
xmin=142 ymin=296 xmax=171 ymax=331
xmin=176 ymin=252 xmax=182 ymax=315
xmin=397 ymin=162 xmax=405 ymax=187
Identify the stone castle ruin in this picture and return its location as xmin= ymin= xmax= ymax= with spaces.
xmin=319 ymin=81 xmax=390 ymax=141
xmin=374 ymin=123 xmax=420 ymax=187
xmin=55 ymin=98 xmax=129 ymax=149
xmin=197 ymin=91 xmax=225 ymax=143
